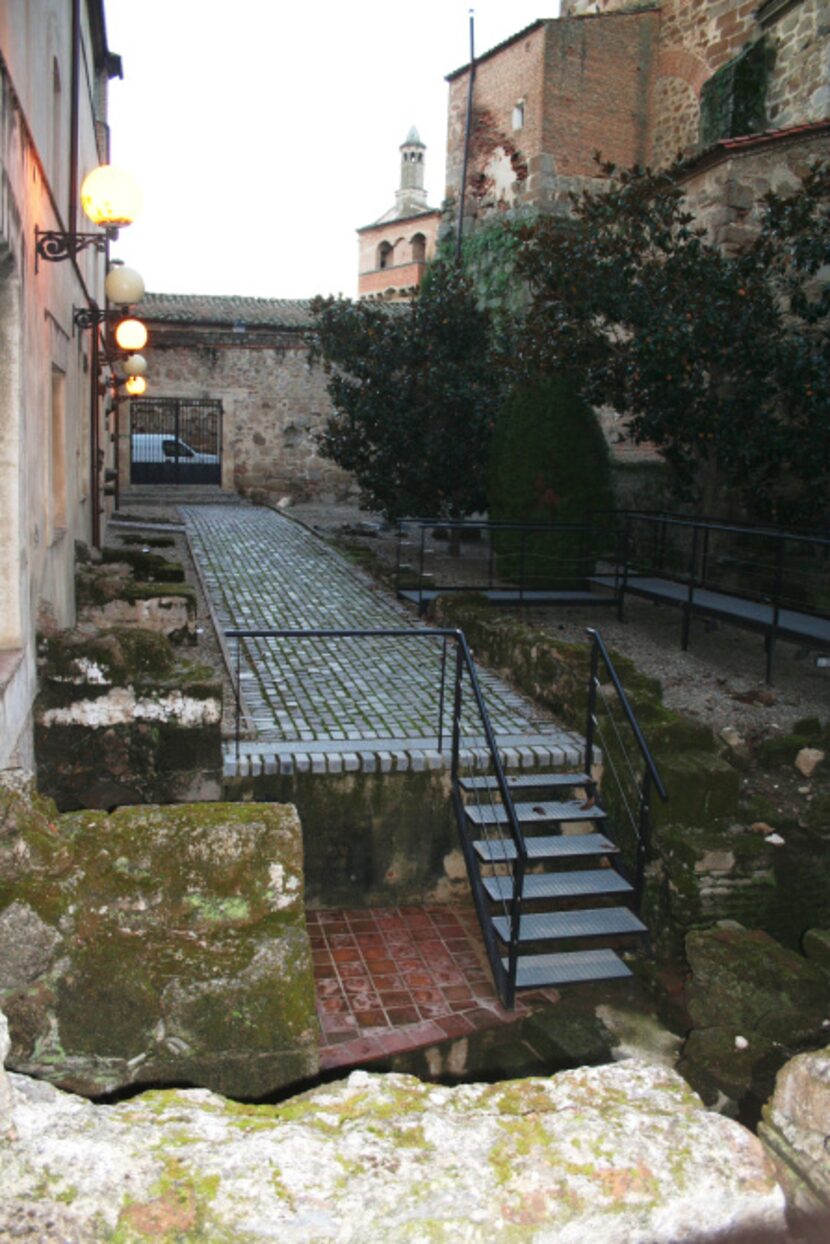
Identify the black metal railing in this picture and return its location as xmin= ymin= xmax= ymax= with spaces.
xmin=395 ymin=517 xmax=623 ymax=612
xmin=584 ymin=628 xmax=668 ymax=909
xmin=224 ymin=625 xmax=528 ymax=1008
xmin=617 ymin=512 xmax=830 ymax=680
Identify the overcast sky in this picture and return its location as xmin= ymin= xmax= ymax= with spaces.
xmin=104 ymin=1 xmax=560 ymax=301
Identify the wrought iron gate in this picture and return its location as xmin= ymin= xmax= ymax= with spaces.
xmin=130 ymin=398 xmax=222 ymax=485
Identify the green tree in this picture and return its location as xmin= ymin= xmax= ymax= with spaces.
xmin=310 ymin=263 xmax=505 ymax=521
xmin=515 ymin=162 xmax=830 ymax=526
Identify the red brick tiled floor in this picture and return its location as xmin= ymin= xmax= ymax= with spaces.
xmin=308 ymin=904 xmax=558 ymax=1071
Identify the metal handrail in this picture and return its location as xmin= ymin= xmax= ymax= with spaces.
xmin=585 ymin=628 xmax=667 ymax=907
xmin=224 ymin=624 xmax=528 ymax=1009
xmin=585 ymin=628 xmax=667 ymax=803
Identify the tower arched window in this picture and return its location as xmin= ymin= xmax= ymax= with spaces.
xmin=410 ymin=233 xmax=426 ymax=263
xmin=377 ymin=241 xmax=394 ymax=270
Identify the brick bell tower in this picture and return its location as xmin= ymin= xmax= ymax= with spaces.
xmin=357 ymin=127 xmax=442 ymax=301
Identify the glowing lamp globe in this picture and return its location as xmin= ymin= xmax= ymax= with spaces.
xmin=124 ymin=353 xmax=147 ymax=377
xmin=114 ymin=318 xmax=148 ymax=351
xmin=105 ymin=265 xmax=145 ymax=305
xmin=125 ymin=375 xmax=147 ymax=396
xmin=80 ymin=165 xmax=142 ymax=228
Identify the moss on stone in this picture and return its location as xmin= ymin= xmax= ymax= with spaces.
xmin=756 ymin=732 xmax=824 ymax=770
xmin=650 ymin=751 xmax=739 ymax=829
xmin=2 ymin=792 xmax=318 ymax=1098
xmin=101 ymin=546 xmax=185 ymax=583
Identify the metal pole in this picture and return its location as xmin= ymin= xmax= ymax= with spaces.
xmin=437 ymin=637 xmax=448 ymax=752
xmin=235 ymin=637 xmax=242 ymax=763
xmin=768 ymin=538 xmax=785 ymax=684
xmin=69 ymin=0 xmax=81 ymax=234
xmin=634 ymin=771 xmax=652 ymax=911
xmin=450 ymin=639 xmax=465 ymax=785
xmin=585 ymin=629 xmax=599 ymax=785
xmin=455 ymin=10 xmax=476 ymax=263
xmin=419 ymin=524 xmax=426 ymax=613
xmin=682 ymin=525 xmax=699 ymax=651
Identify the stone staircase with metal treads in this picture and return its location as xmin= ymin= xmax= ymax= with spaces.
xmin=459 ymin=769 xmax=648 ymax=990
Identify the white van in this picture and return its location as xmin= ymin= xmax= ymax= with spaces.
xmin=131 ymin=433 xmax=219 ymax=465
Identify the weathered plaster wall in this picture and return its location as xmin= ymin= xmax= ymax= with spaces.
xmin=0 ymin=2 xmax=114 ymax=769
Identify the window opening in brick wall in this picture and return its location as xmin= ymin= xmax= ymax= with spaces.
xmin=377 ymin=240 xmax=393 ymax=270
xmin=411 ymin=232 xmax=426 ymax=263
xmin=512 ymin=101 xmax=525 ymax=130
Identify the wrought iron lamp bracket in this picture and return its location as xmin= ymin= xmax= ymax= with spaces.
xmin=73 ymin=304 xmax=119 ymax=330
xmin=35 ymin=226 xmax=108 ymax=272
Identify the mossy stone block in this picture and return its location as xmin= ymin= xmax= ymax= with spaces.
xmin=651 ymin=751 xmax=739 ymax=828
xmin=685 ymin=926 xmax=830 ymax=1045
xmin=1 ymin=789 xmax=317 ymax=1098
xmin=802 ymin=928 xmax=830 ymax=973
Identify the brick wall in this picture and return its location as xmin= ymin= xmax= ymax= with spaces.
xmin=446 ymin=21 xmax=547 ymax=215
xmin=127 ymin=326 xmax=355 ymax=505
xmin=452 ymin=4 xmax=829 ymax=197
xmin=541 ymin=11 xmax=658 ymax=178
xmin=445 ymin=13 xmax=658 ymax=219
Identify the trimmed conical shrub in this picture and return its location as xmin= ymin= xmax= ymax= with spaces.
xmin=488 ymin=377 xmax=614 ymax=587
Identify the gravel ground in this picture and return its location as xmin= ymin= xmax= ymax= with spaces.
xmin=288 ymin=500 xmax=830 ymax=744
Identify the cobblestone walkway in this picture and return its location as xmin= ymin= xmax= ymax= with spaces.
xmin=183 ymin=504 xmax=582 ymax=774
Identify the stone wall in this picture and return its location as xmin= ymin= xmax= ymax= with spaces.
xmin=679 ymin=128 xmax=830 ymax=253
xmin=125 ymin=309 xmax=356 ymax=506
xmin=34 ymin=547 xmax=224 ymax=812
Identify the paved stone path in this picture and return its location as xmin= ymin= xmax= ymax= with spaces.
xmin=183 ymin=504 xmax=583 ymax=774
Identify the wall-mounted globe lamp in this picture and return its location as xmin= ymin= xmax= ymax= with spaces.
xmin=105 ymin=264 xmax=145 ymax=306
xmin=123 ymin=353 xmax=147 ymax=377
xmin=114 ymin=317 xmax=148 ymax=352
xmin=73 ymin=263 xmax=146 ymax=330
xmin=125 ymin=375 xmax=147 ymax=396
xmin=35 ymin=164 xmax=141 ymax=270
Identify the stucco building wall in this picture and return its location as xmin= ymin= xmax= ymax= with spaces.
xmin=0 ymin=1 xmax=116 ymax=770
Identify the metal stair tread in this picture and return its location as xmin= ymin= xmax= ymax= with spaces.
xmin=504 ymin=948 xmax=632 ymax=987
xmin=483 ymin=869 xmax=632 ymax=901
xmin=491 ymin=907 xmax=646 ymax=943
xmin=459 ymin=772 xmax=591 ymax=793
xmin=474 ymin=833 xmax=617 ymax=862
xmin=465 ymin=800 xmax=605 ymax=827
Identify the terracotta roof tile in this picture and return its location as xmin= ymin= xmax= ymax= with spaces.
xmin=139 ymin=292 xmax=314 ymax=328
